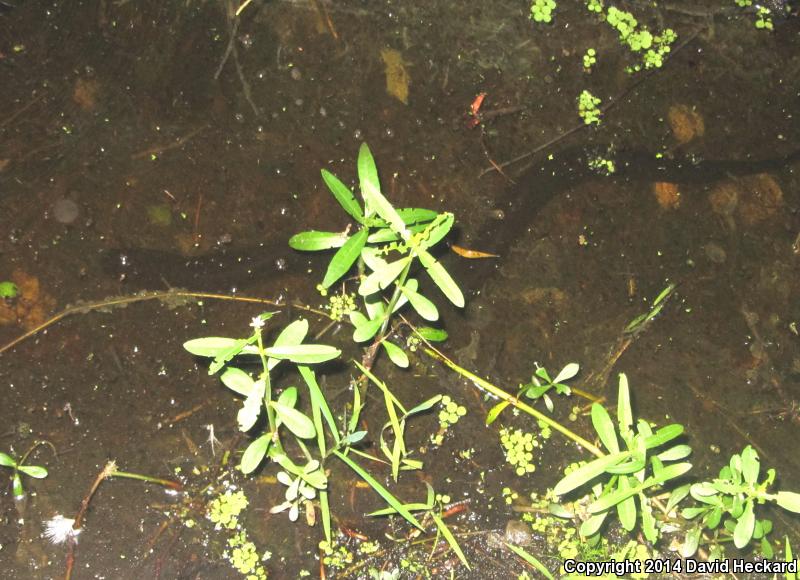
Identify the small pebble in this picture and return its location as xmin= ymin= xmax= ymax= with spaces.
xmin=52 ymin=198 xmax=80 ymax=224
xmin=703 ymin=242 xmax=727 ymax=264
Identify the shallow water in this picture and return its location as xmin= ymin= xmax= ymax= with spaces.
xmin=1 ymin=0 xmax=799 ymax=577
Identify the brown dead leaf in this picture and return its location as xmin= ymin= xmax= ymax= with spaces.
xmin=738 ymin=173 xmax=784 ymax=225
xmin=450 ymin=244 xmax=499 ymax=259
xmin=73 ymin=77 xmax=100 ymax=111
xmin=653 ymin=182 xmax=681 ymax=210
xmin=380 ymin=48 xmax=410 ymax=105
xmin=667 ymin=104 xmax=704 ymax=145
xmin=0 ymin=269 xmax=56 ymax=330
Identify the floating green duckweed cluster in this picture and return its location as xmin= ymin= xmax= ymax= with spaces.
xmin=438 ymin=396 xmax=466 ymax=427
xmin=431 ymin=395 xmax=466 ymax=445
xmin=755 ymin=6 xmax=774 ymax=30
xmin=586 ymin=0 xmax=603 ymax=12
xmin=0 ymin=281 xmax=18 ymax=299
xmin=502 ymin=487 xmax=520 ymax=505
xmin=588 ymin=155 xmax=616 ymax=175
xmin=522 ymin=493 xmax=583 ymax=560
xmin=582 ymin=48 xmax=597 ymax=71
xmin=228 ymin=531 xmax=269 ymax=580
xmin=320 ymin=540 xmax=354 ymax=569
xmin=530 ymin=0 xmax=556 ymax=23
xmin=327 ymin=292 xmax=357 ymax=321
xmin=208 ymin=490 xmax=249 ymax=530
xmin=578 ymin=90 xmax=602 ymax=125
xmin=499 ymin=428 xmax=539 ymax=475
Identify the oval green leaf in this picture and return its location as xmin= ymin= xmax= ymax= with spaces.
xmin=321 ymin=169 xmax=365 ymax=223
xmin=382 ymin=340 xmax=409 ymax=368
xmin=240 ymin=433 xmax=272 ymax=474
xmin=289 ymin=230 xmax=348 ymax=251
xmin=264 ymin=344 xmax=341 ymax=364
xmin=322 ymin=227 xmax=368 ymax=288
xmin=271 ymin=402 xmax=316 ymax=439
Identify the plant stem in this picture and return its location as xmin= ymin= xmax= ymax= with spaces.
xmin=108 ymin=468 xmax=183 ymax=490
xmin=423 ymin=346 xmax=604 ymax=457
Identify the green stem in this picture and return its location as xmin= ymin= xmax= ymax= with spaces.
xmin=109 ymin=468 xmax=183 ymax=490
xmin=378 ymin=259 xmax=413 ymax=340
xmin=423 ymin=346 xmax=604 ymax=458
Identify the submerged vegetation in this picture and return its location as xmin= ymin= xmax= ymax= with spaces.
xmin=176 ymin=145 xmax=799 ymax=576
xmin=1 ymin=0 xmax=798 ymax=576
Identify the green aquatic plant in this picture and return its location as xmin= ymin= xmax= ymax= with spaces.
xmin=677 ymin=445 xmax=800 ymax=556
xmin=370 ymin=483 xmax=470 ymax=569
xmin=290 ymin=143 xmax=462 ymax=366
xmin=0 ymin=281 xmax=18 ymax=299
xmin=0 ymin=442 xmax=49 ymax=498
xmin=578 ymin=90 xmax=602 ymax=125
xmin=553 ymin=374 xmax=692 ymax=542
xmin=582 ymin=48 xmax=597 ymax=71
xmin=500 ymin=427 xmax=539 ymax=475
xmin=530 ymin=0 xmax=556 ymax=23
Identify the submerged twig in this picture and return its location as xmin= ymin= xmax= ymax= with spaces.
xmin=0 ymin=289 xmax=327 ymax=355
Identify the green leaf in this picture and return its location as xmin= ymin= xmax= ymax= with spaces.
xmin=358 ymin=144 xmax=406 ymax=235
xmin=734 ymin=500 xmax=756 ymax=549
xmin=617 ymin=373 xmax=633 ymax=433
xmin=419 ymin=213 xmax=454 ymax=250
xmin=616 ymin=488 xmax=638 ymax=531
xmin=741 ymin=445 xmax=760 ymax=485
xmin=554 ymin=362 xmax=580 ymax=384
xmin=359 ymin=257 xmax=410 ymax=296
xmin=776 ymin=491 xmax=800 ymax=513
xmin=652 ymin=282 xmax=676 ymax=306
xmin=237 ymin=379 xmax=265 ymax=432
xmin=240 ymin=433 xmax=272 ymax=474
xmin=553 ymin=452 xmax=628 ymax=496
xmin=485 ymin=401 xmax=510 ymax=426
xmin=681 ymin=526 xmax=702 ymax=557
xmin=417 ymin=327 xmax=448 ymax=342
xmin=333 ymin=450 xmax=423 ymax=530
xmin=643 ymin=424 xmax=684 ymax=449
xmin=666 ymin=484 xmax=691 ymax=513
xmin=657 ymin=444 xmax=692 ymax=462
xmin=288 ymin=230 xmax=348 ymax=251
xmin=400 ymin=284 xmax=439 ymax=321
xmin=417 ymin=248 xmax=464 ymax=307
xmin=397 ymin=207 xmax=439 ymax=225
xmin=321 ymin=227 xmax=368 ymax=288
xmin=0 ymin=453 xmax=17 ymax=468
xmin=220 ymin=367 xmax=255 ymax=396
xmin=353 ymin=316 xmax=383 ymax=342
xmin=382 ymin=340 xmax=409 ymax=368
xmin=277 ymin=386 xmax=298 ymax=409
xmin=183 ymin=336 xmax=246 ymax=358
xmin=18 ymin=465 xmax=47 ymax=479
xmin=271 ymin=401 xmax=316 ymax=439
xmin=505 ymin=543 xmax=554 ymax=580
xmin=264 ymin=344 xmax=341 ymax=364
xmin=321 ymin=169 xmax=365 ymax=223
xmin=298 ymin=366 xmax=341 ymax=446
xmin=432 ymin=513 xmax=471 ymax=570
xmin=579 ymin=512 xmax=607 ymax=537
xmin=591 ymin=404 xmax=619 ymax=453
xmin=641 ymin=497 xmax=658 ymax=543
xmin=406 ymin=395 xmax=442 ymax=417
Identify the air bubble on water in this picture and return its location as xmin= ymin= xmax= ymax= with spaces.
xmin=275 ymin=258 xmax=287 ymax=271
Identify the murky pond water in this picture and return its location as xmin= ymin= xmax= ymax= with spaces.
xmin=1 ymin=0 xmax=799 ymax=578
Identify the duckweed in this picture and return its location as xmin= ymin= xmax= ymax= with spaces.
xmin=208 ymin=490 xmax=249 ymax=530
xmin=500 ymin=428 xmax=539 ymax=475
xmin=578 ymin=90 xmax=602 ymax=125
xmin=530 ymin=0 xmax=556 ymax=23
